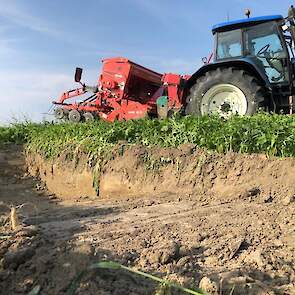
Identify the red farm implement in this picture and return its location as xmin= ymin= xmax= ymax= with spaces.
xmin=53 ymin=7 xmax=295 ymax=119
xmin=53 ymin=57 xmax=190 ymax=122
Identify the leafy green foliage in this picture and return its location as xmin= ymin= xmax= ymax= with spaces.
xmin=2 ymin=114 xmax=295 ymax=158
xmin=0 ymin=124 xmax=31 ymax=144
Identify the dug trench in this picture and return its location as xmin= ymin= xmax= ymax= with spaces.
xmin=0 ymin=144 xmax=295 ymax=294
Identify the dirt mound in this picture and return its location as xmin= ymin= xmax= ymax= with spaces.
xmin=1 ymin=144 xmax=295 ymax=294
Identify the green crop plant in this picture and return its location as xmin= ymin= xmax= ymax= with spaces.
xmin=2 ymin=113 xmax=295 ymax=159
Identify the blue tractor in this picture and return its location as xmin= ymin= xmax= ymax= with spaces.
xmin=186 ymin=6 xmax=295 ymax=116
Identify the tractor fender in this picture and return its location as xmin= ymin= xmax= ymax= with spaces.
xmin=186 ymin=59 xmax=271 ymax=90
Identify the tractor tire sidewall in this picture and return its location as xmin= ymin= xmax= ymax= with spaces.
xmin=186 ymin=68 xmax=264 ymax=116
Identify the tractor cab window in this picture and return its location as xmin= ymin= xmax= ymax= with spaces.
xmin=245 ymin=22 xmax=288 ymax=83
xmin=216 ymin=29 xmax=242 ymax=59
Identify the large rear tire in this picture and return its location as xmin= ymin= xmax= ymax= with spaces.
xmin=185 ymin=67 xmax=266 ymax=117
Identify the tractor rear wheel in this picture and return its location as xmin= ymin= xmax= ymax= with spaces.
xmin=83 ymin=112 xmax=95 ymax=122
xmin=186 ymin=68 xmax=265 ymax=117
xmin=68 ymin=110 xmax=81 ymax=123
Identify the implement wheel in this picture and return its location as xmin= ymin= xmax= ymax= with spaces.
xmin=186 ymin=67 xmax=265 ymax=117
xmin=54 ymin=108 xmax=64 ymax=120
xmin=83 ymin=112 xmax=95 ymax=122
xmin=68 ymin=110 xmax=81 ymax=123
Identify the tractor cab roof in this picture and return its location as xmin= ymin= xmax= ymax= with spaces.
xmin=212 ymin=15 xmax=284 ymax=34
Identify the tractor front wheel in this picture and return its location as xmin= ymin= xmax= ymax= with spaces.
xmin=68 ymin=110 xmax=81 ymax=123
xmin=186 ymin=68 xmax=265 ymax=117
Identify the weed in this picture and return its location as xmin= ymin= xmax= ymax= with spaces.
xmin=66 ymin=261 xmax=207 ymax=295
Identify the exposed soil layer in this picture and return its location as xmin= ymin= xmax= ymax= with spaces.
xmin=27 ymin=144 xmax=295 ymax=202
xmin=26 ymin=152 xmax=96 ymax=199
xmin=1 ymin=144 xmax=295 ymax=295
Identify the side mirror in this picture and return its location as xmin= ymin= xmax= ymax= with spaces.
xmin=202 ymin=57 xmax=208 ymax=64
xmin=74 ymin=67 xmax=83 ymax=83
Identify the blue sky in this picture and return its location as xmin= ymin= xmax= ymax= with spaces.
xmin=0 ymin=0 xmax=293 ymax=123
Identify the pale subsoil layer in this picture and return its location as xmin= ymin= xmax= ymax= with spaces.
xmin=0 ymin=144 xmax=295 ymax=294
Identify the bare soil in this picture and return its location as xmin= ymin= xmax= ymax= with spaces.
xmin=1 ymin=144 xmax=295 ymax=295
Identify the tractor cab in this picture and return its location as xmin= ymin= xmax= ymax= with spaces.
xmin=212 ymin=15 xmax=290 ymax=84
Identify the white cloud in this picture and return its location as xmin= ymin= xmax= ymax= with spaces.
xmin=0 ymin=1 xmax=105 ymax=52
xmin=0 ymin=71 xmax=76 ymax=124
xmin=0 ymin=1 xmax=59 ymax=36
xmin=0 ymin=65 xmax=102 ymax=125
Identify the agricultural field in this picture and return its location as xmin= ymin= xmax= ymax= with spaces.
xmin=1 ymin=114 xmax=295 ymax=295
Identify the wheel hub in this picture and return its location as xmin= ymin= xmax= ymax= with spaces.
xmin=201 ymin=84 xmax=248 ymax=117
xmin=220 ymin=102 xmax=231 ymax=113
